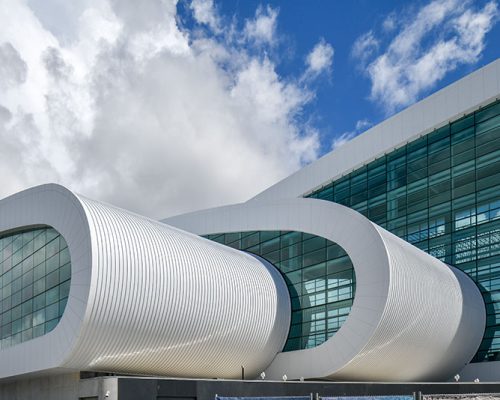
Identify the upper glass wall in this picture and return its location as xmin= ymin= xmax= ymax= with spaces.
xmin=306 ymin=99 xmax=500 ymax=362
xmin=0 ymin=227 xmax=71 ymax=349
xmin=205 ymin=231 xmax=355 ymax=352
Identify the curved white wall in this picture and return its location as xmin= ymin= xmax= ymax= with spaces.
xmin=0 ymin=184 xmax=290 ymax=379
xmin=165 ymin=197 xmax=486 ymax=382
xmin=0 ymin=184 xmax=486 ymax=382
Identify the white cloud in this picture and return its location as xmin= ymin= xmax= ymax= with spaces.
xmin=382 ymin=13 xmax=397 ymax=32
xmin=303 ymin=39 xmax=334 ymax=79
xmin=243 ymin=5 xmax=279 ymax=45
xmin=0 ymin=105 xmax=11 ymax=123
xmin=0 ymin=0 xmax=321 ymax=219
xmin=190 ymin=0 xmax=220 ymax=32
xmin=355 ymin=119 xmax=372 ymax=131
xmin=353 ymin=0 xmax=499 ymax=113
xmin=331 ymin=119 xmax=372 ymax=150
xmin=331 ymin=131 xmax=356 ymax=150
xmin=0 ymin=42 xmax=28 ymax=90
xmin=351 ymin=31 xmax=379 ymax=68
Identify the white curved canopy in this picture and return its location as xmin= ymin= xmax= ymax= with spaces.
xmin=165 ymin=197 xmax=486 ymax=382
xmin=0 ymin=184 xmax=290 ymax=379
xmin=0 ymin=184 xmax=486 ymax=382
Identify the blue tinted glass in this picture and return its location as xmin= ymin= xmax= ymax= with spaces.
xmin=306 ymin=99 xmax=500 ymax=362
xmin=205 ymin=231 xmax=355 ymax=352
xmin=0 ymin=227 xmax=71 ymax=349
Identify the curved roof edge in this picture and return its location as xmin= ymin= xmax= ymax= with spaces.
xmin=0 ymin=184 xmax=291 ymax=380
xmin=0 ymin=184 xmax=93 ymax=379
xmin=165 ymin=197 xmax=485 ymax=381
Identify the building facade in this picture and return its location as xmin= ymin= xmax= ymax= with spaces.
xmin=304 ymin=97 xmax=500 ymax=364
xmin=165 ymin=58 xmax=500 ymax=381
xmin=0 ymin=59 xmax=498 ymax=386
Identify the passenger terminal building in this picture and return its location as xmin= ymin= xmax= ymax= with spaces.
xmin=0 ymin=59 xmax=499 ymax=398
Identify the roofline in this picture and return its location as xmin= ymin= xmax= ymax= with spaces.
xmin=248 ymin=58 xmax=500 ymax=204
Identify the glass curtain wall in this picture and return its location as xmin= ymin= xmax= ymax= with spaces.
xmin=0 ymin=227 xmax=71 ymax=349
xmin=307 ymin=99 xmax=500 ymax=362
xmin=205 ymin=231 xmax=355 ymax=352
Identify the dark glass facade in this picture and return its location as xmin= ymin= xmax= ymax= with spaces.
xmin=306 ymin=99 xmax=500 ymax=362
xmin=0 ymin=227 xmax=71 ymax=349
xmin=205 ymin=231 xmax=355 ymax=351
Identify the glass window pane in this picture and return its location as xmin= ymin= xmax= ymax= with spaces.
xmin=0 ymin=227 xmax=71 ymax=349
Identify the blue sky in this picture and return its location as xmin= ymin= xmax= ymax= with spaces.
xmin=193 ymin=0 xmax=500 ymax=153
xmin=0 ymin=0 xmax=499 ymax=217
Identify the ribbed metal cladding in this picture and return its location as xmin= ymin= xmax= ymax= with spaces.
xmin=165 ymin=197 xmax=486 ymax=382
xmin=62 ymin=194 xmax=290 ymax=378
xmin=330 ymin=227 xmax=486 ymax=381
xmin=0 ymin=185 xmax=486 ymax=382
xmin=0 ymin=184 xmax=290 ymax=380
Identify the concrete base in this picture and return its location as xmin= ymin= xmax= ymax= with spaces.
xmin=460 ymin=361 xmax=500 ymax=382
xmin=0 ymin=374 xmax=499 ymax=400
xmin=0 ymin=373 xmax=117 ymax=400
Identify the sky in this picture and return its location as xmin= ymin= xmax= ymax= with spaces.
xmin=0 ymin=0 xmax=499 ymax=219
